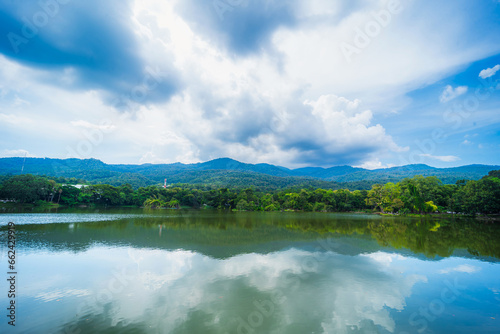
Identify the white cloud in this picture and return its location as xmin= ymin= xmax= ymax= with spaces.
xmin=302 ymin=95 xmax=404 ymax=144
xmin=1 ymin=149 xmax=34 ymax=158
xmin=274 ymin=1 xmax=500 ymax=105
xmin=439 ymin=264 xmax=481 ymax=274
xmin=356 ymin=159 xmax=396 ymax=170
xmin=419 ymin=153 xmax=460 ymax=162
xmin=479 ymin=64 xmax=500 ymax=79
xmin=141 ymin=249 xmax=425 ymax=333
xmin=102 ymin=0 xmax=497 ymax=167
xmin=362 ymin=252 xmax=408 ymax=267
xmin=439 ymin=85 xmax=468 ymax=103
xmin=1 ymin=1 xmax=500 ymax=167
xmin=13 ymin=95 xmax=31 ymax=107
xmin=260 ymin=94 xmax=409 ymax=167
xmin=26 ymin=246 xmax=425 ymax=334
xmin=70 ymin=120 xmax=116 ymax=132
xmin=0 ymin=113 xmax=33 ymax=126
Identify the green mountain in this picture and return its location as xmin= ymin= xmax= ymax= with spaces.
xmin=0 ymin=157 xmax=497 ymax=190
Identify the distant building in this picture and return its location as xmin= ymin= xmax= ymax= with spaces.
xmin=63 ymin=184 xmax=87 ymax=189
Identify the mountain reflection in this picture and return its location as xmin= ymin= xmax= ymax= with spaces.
xmin=3 ymin=211 xmax=499 ymax=259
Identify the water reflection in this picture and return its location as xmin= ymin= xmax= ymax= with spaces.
xmin=12 ymin=245 xmax=500 ymax=334
xmin=2 ymin=211 xmax=499 ymax=259
xmin=18 ymin=247 xmax=428 ymax=333
xmin=1 ymin=211 xmax=499 ymax=333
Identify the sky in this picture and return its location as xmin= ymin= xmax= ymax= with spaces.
xmin=0 ymin=0 xmax=500 ymax=169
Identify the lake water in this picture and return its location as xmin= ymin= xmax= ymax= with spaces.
xmin=1 ymin=208 xmax=499 ymax=334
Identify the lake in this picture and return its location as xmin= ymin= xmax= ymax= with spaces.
xmin=1 ymin=208 xmax=499 ymax=333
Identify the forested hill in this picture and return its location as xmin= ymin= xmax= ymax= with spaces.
xmin=0 ymin=157 xmax=498 ymax=189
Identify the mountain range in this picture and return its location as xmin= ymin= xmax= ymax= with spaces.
xmin=0 ymin=157 xmax=498 ymax=190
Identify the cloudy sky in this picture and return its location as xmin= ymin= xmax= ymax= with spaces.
xmin=1 ymin=0 xmax=499 ymax=169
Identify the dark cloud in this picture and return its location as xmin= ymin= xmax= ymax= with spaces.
xmin=213 ymin=95 xmax=274 ymax=144
xmin=0 ymin=0 xmax=180 ymax=105
xmin=177 ymin=0 xmax=298 ymax=56
xmin=183 ymin=90 xmax=389 ymax=167
xmin=288 ymin=145 xmax=375 ymax=167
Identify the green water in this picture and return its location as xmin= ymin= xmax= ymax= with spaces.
xmin=1 ymin=208 xmax=499 ymax=333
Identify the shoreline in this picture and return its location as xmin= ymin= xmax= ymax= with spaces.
xmin=1 ymin=202 xmax=499 ymax=222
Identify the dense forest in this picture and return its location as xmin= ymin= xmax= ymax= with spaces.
xmin=0 ymin=171 xmax=499 ymax=216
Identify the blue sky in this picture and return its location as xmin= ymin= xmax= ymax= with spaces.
xmin=0 ymin=0 xmax=499 ymax=169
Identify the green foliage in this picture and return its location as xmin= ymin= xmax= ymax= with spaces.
xmin=364 ymin=173 xmax=499 ymax=215
xmin=0 ymin=174 xmax=53 ymax=203
xmin=143 ymin=195 xmax=165 ymax=209
xmin=366 ymin=182 xmax=403 ymax=213
xmin=452 ymin=175 xmax=500 ymax=215
xmin=59 ymin=185 xmax=81 ymax=206
xmin=424 ymin=201 xmax=438 ymax=213
xmin=1 ymin=171 xmax=499 ymax=215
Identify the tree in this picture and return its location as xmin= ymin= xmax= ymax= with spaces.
xmin=91 ymin=184 xmax=121 ymax=205
xmin=0 ymin=174 xmax=52 ymax=203
xmin=408 ymin=183 xmax=425 ymax=213
xmin=236 ymin=199 xmax=249 ymax=211
xmin=57 ymin=188 xmax=63 ymax=204
xmin=119 ymin=184 xmax=134 ymax=205
xmin=454 ymin=177 xmax=500 ymax=214
xmin=59 ymin=185 xmax=81 ymax=206
xmin=381 ymin=183 xmax=403 ymax=213
xmin=168 ymin=199 xmax=180 ymax=209
xmin=484 ymin=170 xmax=500 ymax=179
xmin=424 ymin=201 xmax=438 ymax=213
xmin=264 ymin=203 xmax=279 ymax=211
xmin=478 ymin=177 xmax=500 ymax=214
xmin=143 ymin=195 xmax=165 ymax=208
xmin=366 ymin=184 xmax=399 ymax=212
xmin=366 ymin=184 xmax=385 ymax=212
xmin=47 ymin=179 xmax=59 ymax=202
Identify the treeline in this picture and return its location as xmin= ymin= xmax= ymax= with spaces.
xmin=0 ymin=171 xmax=499 ymax=215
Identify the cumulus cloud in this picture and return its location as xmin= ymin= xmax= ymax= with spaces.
xmin=1 ymin=149 xmax=34 ymax=158
xmin=278 ymin=94 xmax=408 ymax=166
xmin=419 ymin=154 xmax=460 ymax=162
xmin=439 ymin=85 xmax=468 ymax=103
xmin=479 ymin=64 xmax=500 ymax=79
xmin=156 ymin=93 xmax=408 ymax=167
xmin=363 ymin=251 xmax=407 ymax=262
xmin=355 ymin=159 xmax=396 ymax=170
xmin=34 ymin=247 xmax=425 ymax=334
xmin=141 ymin=249 xmax=424 ymax=333
xmin=439 ymin=264 xmax=481 ymax=274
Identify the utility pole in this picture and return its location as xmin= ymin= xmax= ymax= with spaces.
xmin=21 ymin=152 xmax=27 ymax=174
